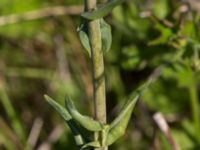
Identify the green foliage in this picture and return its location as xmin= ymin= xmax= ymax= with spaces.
xmin=78 ymin=19 xmax=112 ymax=56
xmin=81 ymin=0 xmax=125 ymax=20
xmin=0 ymin=0 xmax=200 ymax=150
xmin=44 ymin=95 xmax=72 ymax=121
xmin=100 ymin=19 xmax=112 ymax=53
xmin=78 ymin=23 xmax=91 ymax=56
xmin=65 ymin=97 xmax=103 ymax=132
xmin=45 ymin=78 xmax=152 ymax=148
xmin=153 ymin=0 xmax=169 ymax=19
xmin=44 ymin=95 xmax=86 ymax=147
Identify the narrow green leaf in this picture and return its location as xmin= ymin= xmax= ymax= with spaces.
xmin=78 ymin=19 xmax=112 ymax=55
xmin=106 ymin=78 xmax=153 ymax=145
xmin=100 ymin=19 xmax=112 ymax=52
xmin=44 ymin=95 xmax=71 ymax=121
xmin=81 ymin=0 xmax=126 ymax=20
xmin=65 ymin=97 xmax=103 ymax=132
xmin=106 ymin=95 xmax=139 ymax=146
xmin=44 ymin=95 xmax=86 ymax=147
xmin=78 ymin=23 xmax=91 ymax=57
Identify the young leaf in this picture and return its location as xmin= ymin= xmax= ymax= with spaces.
xmin=44 ymin=94 xmax=71 ymax=121
xmin=78 ymin=23 xmax=91 ymax=57
xmin=106 ymin=78 xmax=153 ymax=145
xmin=44 ymin=95 xmax=86 ymax=147
xmin=100 ymin=19 xmax=112 ymax=52
xmin=65 ymin=97 xmax=103 ymax=132
xmin=78 ymin=19 xmax=112 ymax=55
xmin=81 ymin=0 xmax=126 ymax=20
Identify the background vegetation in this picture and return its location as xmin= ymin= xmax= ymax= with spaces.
xmin=0 ymin=0 xmax=200 ymax=149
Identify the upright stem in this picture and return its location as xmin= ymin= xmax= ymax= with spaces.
xmin=84 ymin=0 xmax=107 ymax=150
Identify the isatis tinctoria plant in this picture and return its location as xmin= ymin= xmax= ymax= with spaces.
xmin=44 ymin=0 xmax=153 ymax=150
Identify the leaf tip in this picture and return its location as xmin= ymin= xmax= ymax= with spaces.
xmin=44 ymin=94 xmax=51 ymax=101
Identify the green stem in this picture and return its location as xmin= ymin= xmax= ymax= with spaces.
xmin=84 ymin=0 xmax=107 ymax=150
xmin=188 ymin=84 xmax=200 ymax=142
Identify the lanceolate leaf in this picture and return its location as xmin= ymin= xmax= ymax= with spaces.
xmin=78 ymin=23 xmax=91 ymax=56
xmin=65 ymin=97 xmax=103 ymax=132
xmin=78 ymin=19 xmax=112 ymax=55
xmin=81 ymin=0 xmax=126 ymax=20
xmin=100 ymin=19 xmax=112 ymax=52
xmin=106 ymin=95 xmax=139 ymax=146
xmin=44 ymin=95 xmax=71 ymax=121
xmin=106 ymin=78 xmax=153 ymax=145
xmin=44 ymin=95 xmax=86 ymax=147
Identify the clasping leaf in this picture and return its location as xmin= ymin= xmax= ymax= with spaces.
xmin=78 ymin=19 xmax=112 ymax=55
xmin=106 ymin=78 xmax=153 ymax=145
xmin=81 ymin=0 xmax=126 ymax=20
xmin=78 ymin=23 xmax=91 ymax=56
xmin=100 ymin=19 xmax=112 ymax=52
xmin=44 ymin=95 xmax=86 ymax=147
xmin=65 ymin=97 xmax=103 ymax=132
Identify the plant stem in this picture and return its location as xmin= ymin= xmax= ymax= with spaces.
xmin=188 ymin=84 xmax=200 ymax=142
xmin=84 ymin=0 xmax=107 ymax=150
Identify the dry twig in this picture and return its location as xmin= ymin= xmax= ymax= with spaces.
xmin=37 ymin=124 xmax=64 ymax=150
xmin=153 ymin=112 xmax=181 ymax=150
xmin=27 ymin=118 xmax=43 ymax=149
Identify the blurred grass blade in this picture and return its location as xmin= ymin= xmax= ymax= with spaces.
xmin=0 ymin=82 xmax=26 ymax=142
xmin=0 ymin=116 xmax=23 ymax=150
xmin=6 ymin=67 xmax=53 ymax=79
xmin=0 ymin=133 xmax=15 ymax=150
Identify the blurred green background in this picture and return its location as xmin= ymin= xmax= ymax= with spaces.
xmin=0 ymin=0 xmax=200 ymax=150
